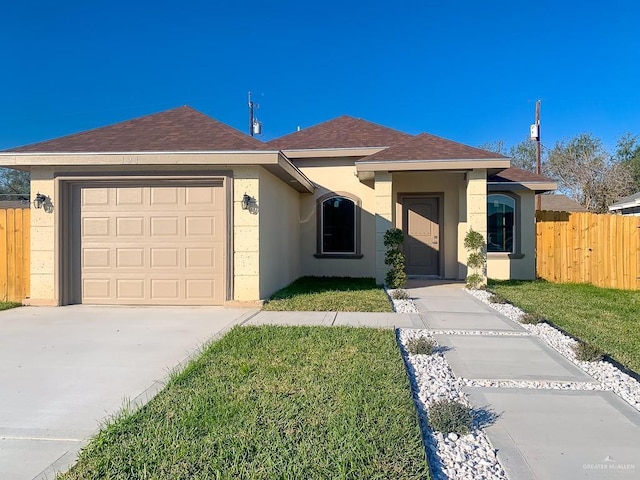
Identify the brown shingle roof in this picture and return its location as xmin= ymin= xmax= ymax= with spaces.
xmin=357 ymin=132 xmax=508 ymax=163
xmin=4 ymin=106 xmax=265 ymax=153
xmin=266 ymin=115 xmax=412 ymax=150
xmin=488 ymin=167 xmax=555 ymax=184
xmin=539 ymin=195 xmax=587 ymax=212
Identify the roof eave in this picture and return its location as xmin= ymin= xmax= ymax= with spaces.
xmin=609 ymin=198 xmax=640 ymax=210
xmin=276 ymin=146 xmax=387 ymax=159
xmin=356 ymin=158 xmax=511 ymax=172
xmin=488 ymin=180 xmax=557 ymax=192
xmin=0 ymin=150 xmax=315 ymax=193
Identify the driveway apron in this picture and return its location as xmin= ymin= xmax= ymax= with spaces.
xmin=408 ymin=281 xmax=640 ymax=480
xmin=0 ymin=305 xmax=255 ymax=480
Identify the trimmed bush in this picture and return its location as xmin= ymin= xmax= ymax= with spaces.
xmin=391 ymin=289 xmax=410 ymax=300
xmin=573 ymin=341 xmax=605 ymax=362
xmin=520 ymin=312 xmax=545 ymax=324
xmin=405 ymin=336 xmax=435 ymax=355
xmin=488 ymin=293 xmax=508 ymax=304
xmin=464 ymin=229 xmax=486 ymax=289
xmin=384 ymin=228 xmax=407 ymax=289
xmin=428 ymin=399 xmax=472 ymax=435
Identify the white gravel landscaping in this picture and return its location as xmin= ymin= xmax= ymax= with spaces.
xmin=396 ymin=286 xmax=640 ymax=479
xmin=386 ymin=288 xmax=420 ymax=313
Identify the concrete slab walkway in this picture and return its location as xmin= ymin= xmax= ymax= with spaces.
xmin=407 ymin=280 xmax=640 ymax=479
xmin=243 ymin=310 xmax=427 ymax=329
xmin=0 ymin=305 xmax=254 ymax=480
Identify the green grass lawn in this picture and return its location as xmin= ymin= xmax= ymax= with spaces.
xmin=489 ymin=280 xmax=640 ymax=372
xmin=60 ymin=326 xmax=428 ymax=480
xmin=0 ymin=301 xmax=21 ymax=311
xmin=263 ymin=276 xmax=393 ymax=312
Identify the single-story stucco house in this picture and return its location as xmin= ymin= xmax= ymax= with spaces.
xmin=0 ymin=106 xmax=556 ymax=306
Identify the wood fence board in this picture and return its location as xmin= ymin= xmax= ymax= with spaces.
xmin=0 ymin=210 xmax=7 ymax=300
xmin=0 ymin=208 xmax=30 ymax=302
xmin=6 ymin=209 xmax=16 ymax=301
xmin=536 ymin=210 xmax=639 ymax=291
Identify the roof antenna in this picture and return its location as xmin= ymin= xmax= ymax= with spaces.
xmin=248 ymin=92 xmax=262 ymax=137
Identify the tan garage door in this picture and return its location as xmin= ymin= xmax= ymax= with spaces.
xmin=79 ymin=183 xmax=225 ymax=305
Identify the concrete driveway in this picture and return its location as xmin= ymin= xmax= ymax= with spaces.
xmin=0 ymin=305 xmax=255 ymax=480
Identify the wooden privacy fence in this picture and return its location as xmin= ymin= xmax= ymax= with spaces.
xmin=0 ymin=208 xmax=30 ymax=302
xmin=536 ymin=210 xmax=640 ymax=290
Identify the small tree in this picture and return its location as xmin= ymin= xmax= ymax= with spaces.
xmin=384 ymin=228 xmax=406 ymax=289
xmin=464 ymin=228 xmax=486 ymax=289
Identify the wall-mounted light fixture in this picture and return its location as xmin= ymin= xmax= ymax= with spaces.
xmin=34 ymin=192 xmax=48 ymax=209
xmin=241 ymin=193 xmax=252 ymax=210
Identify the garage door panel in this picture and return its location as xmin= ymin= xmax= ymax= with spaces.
xmin=150 ymin=217 xmax=179 ymax=236
xmin=83 ymin=248 xmax=111 ymax=268
xmin=116 ymin=248 xmax=145 ymax=268
xmin=83 ymin=217 xmax=110 ymax=236
xmin=151 ymin=248 xmax=180 ymax=268
xmin=116 ymin=187 xmax=143 ymax=205
xmin=117 ymin=279 xmax=146 ymax=299
xmin=150 ymin=187 xmax=179 ymax=205
xmin=150 ymin=279 xmax=179 ymax=300
xmin=82 ymin=188 xmax=109 ymax=206
xmin=83 ymin=279 xmax=111 ymax=299
xmin=80 ymin=184 xmax=225 ymax=305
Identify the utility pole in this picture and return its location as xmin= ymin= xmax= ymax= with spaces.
xmin=531 ymin=100 xmax=542 ymax=210
xmin=248 ymin=92 xmax=255 ymax=137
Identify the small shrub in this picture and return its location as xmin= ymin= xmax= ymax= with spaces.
xmin=466 ymin=252 xmax=485 ymax=270
xmin=428 ymin=399 xmax=472 ymax=435
xmin=464 ymin=229 xmax=486 ymax=289
xmin=488 ymin=293 xmax=508 ymax=304
xmin=391 ymin=289 xmax=410 ymax=300
xmin=384 ymin=228 xmax=407 ymax=289
xmin=465 ymin=273 xmax=484 ymax=289
xmin=573 ymin=341 xmax=605 ymax=362
xmin=405 ymin=336 xmax=435 ymax=355
xmin=520 ymin=312 xmax=545 ymax=324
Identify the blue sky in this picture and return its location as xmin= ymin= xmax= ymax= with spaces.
xmin=2 ymin=0 xmax=639 ymax=154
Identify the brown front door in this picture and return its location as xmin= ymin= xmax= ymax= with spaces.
xmin=402 ymin=197 xmax=440 ymax=276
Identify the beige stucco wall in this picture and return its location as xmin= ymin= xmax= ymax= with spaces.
xmin=487 ymin=189 xmax=536 ymax=280
xmin=392 ymin=171 xmax=465 ymax=279
xmin=258 ymin=168 xmax=301 ymax=299
xmin=296 ymin=161 xmax=377 ymax=278
xmin=232 ymin=166 xmax=260 ymax=301
xmin=29 ymin=167 xmax=56 ymax=304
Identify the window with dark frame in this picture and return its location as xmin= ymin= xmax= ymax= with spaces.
xmin=487 ymin=194 xmax=515 ymax=253
xmin=321 ymin=196 xmax=356 ymax=254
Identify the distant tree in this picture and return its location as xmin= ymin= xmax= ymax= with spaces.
xmin=479 ymin=138 xmax=541 ymax=172
xmin=614 ymin=133 xmax=640 ymax=190
xmin=546 ymin=133 xmax=634 ymax=213
xmin=0 ymin=168 xmax=30 ymax=201
xmin=478 ymin=140 xmax=507 ymax=156
xmin=509 ymin=138 xmax=539 ymax=172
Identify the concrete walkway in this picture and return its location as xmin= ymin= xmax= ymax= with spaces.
xmin=242 ymin=310 xmax=425 ymax=328
xmin=406 ymin=280 xmax=640 ymax=480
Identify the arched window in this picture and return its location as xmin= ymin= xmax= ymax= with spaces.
xmin=315 ymin=193 xmax=362 ymax=257
xmin=487 ymin=194 xmax=515 ymax=253
xmin=322 ymin=196 xmax=355 ymax=253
